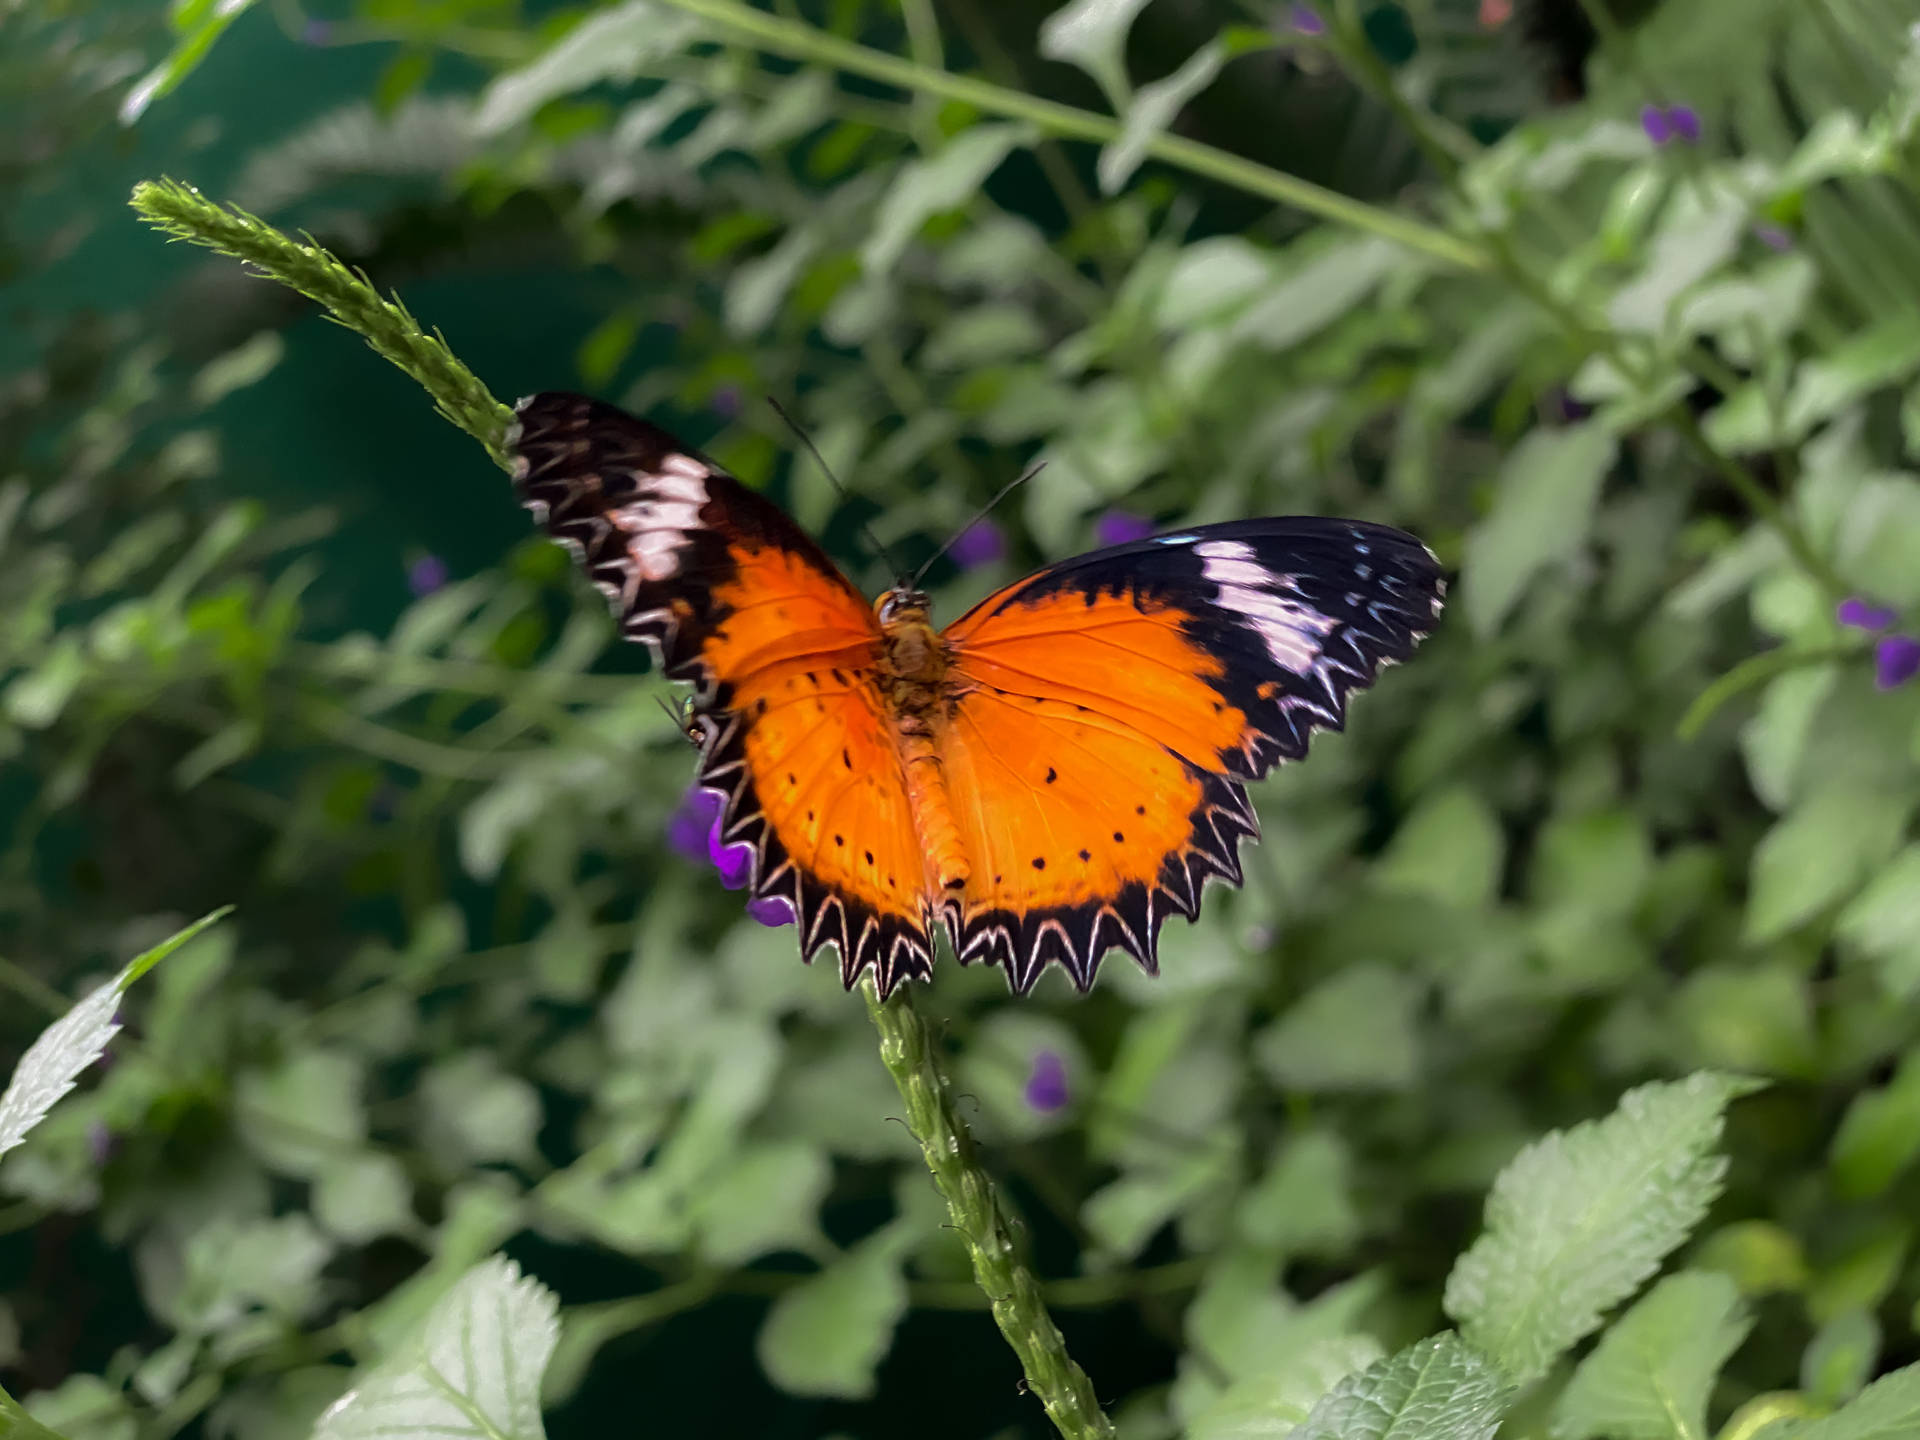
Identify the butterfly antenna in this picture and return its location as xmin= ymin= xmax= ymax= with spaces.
xmin=909 ymin=460 xmax=1046 ymax=590
xmin=766 ymin=396 xmax=905 ymax=584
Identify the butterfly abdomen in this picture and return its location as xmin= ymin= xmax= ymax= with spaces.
xmin=876 ymin=602 xmax=970 ymax=898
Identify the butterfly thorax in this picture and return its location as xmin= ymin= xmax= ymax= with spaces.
xmin=873 ymin=588 xmax=971 ymax=899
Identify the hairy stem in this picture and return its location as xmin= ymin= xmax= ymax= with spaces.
xmin=863 ymin=979 xmax=1115 ymax=1440
xmin=652 ymin=0 xmax=1490 ymax=273
xmin=129 ymin=180 xmax=515 ymax=468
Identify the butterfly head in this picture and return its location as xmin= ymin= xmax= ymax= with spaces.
xmin=874 ymin=585 xmax=932 ymax=629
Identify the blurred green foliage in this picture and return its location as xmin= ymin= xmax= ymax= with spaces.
xmin=8 ymin=0 xmax=1920 ymax=1437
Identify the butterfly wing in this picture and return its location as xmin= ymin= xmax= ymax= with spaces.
xmin=509 ymin=392 xmax=936 ymax=992
xmin=938 ymin=517 xmax=1444 ymax=992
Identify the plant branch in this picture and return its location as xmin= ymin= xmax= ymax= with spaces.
xmin=863 ymin=978 xmax=1115 ymax=1440
xmin=129 ymin=180 xmax=515 ymax=467
xmin=652 ymin=0 xmax=1489 ymax=273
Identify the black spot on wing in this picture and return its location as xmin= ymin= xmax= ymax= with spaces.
xmin=947 ymin=767 xmax=1258 ymax=994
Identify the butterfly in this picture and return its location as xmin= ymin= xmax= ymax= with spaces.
xmin=508 ymin=391 xmax=1445 ymax=997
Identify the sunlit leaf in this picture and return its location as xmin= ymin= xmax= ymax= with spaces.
xmin=1444 ymin=1073 xmax=1760 ymax=1385
xmin=316 ymin=1256 xmax=558 ymax=1440
xmin=1292 ymin=1333 xmax=1511 ymax=1440
xmin=1552 ymin=1271 xmax=1751 ymax=1440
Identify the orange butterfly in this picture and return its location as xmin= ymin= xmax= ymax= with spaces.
xmin=509 ymin=392 xmax=1445 ymax=996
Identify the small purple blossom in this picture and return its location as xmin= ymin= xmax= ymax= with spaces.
xmin=1642 ymin=103 xmax=1702 ymax=147
xmin=666 ymin=788 xmax=725 ymax=865
xmin=1288 ymin=3 xmax=1324 ymax=34
xmin=407 ymin=555 xmax=450 ymax=597
xmin=1839 ymin=597 xmax=1898 ymax=632
xmin=948 ymin=517 xmax=1007 ymax=571
xmin=1095 ymin=511 xmax=1155 ymax=548
xmin=1753 ymin=222 xmax=1794 ymax=252
xmin=712 ymin=838 xmax=753 ymax=891
xmin=87 ymin=1121 xmax=114 ymax=1167
xmin=1877 ymin=635 xmax=1920 ymax=691
xmin=299 ymin=18 xmax=332 ymax=45
xmin=1024 ymin=1050 xmax=1070 ymax=1114
xmin=1548 ymin=389 xmax=1593 ymax=425
xmin=747 ymin=896 xmax=795 ymax=927
xmin=711 ymin=384 xmax=743 ymax=420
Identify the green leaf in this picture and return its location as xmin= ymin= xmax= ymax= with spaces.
xmin=17 ymin=1373 xmax=135 ymax=1440
xmin=473 ymin=1 xmax=703 ymax=135
xmin=0 ymin=909 xmax=230 ymax=1161
xmin=862 ymin=125 xmax=1034 ymax=275
xmin=1186 ymin=1335 xmax=1385 ymax=1440
xmin=1443 ymin=1073 xmax=1759 ymax=1385
xmin=1099 ymin=40 xmax=1226 ymax=193
xmin=1551 ymin=1271 xmax=1751 ymax=1440
xmin=1254 ymin=964 xmax=1422 ymax=1093
xmin=755 ymin=1234 xmax=909 ymax=1399
xmin=1745 ymin=785 xmax=1911 ymax=942
xmin=1785 ymin=321 xmax=1920 ymax=437
xmin=234 ymin=1047 xmax=367 ymax=1179
xmin=314 ymin=1152 xmax=417 ymax=1246
xmin=316 ymin=1256 xmax=557 ymax=1440
xmin=1292 ymin=1333 xmax=1512 ymax=1440
xmin=1232 ymin=236 xmax=1399 ymax=354
xmin=1037 ymin=0 xmax=1154 ymax=106
xmin=1739 ymin=666 xmax=1839 ymax=812
xmin=1606 ymin=196 xmax=1746 ymax=334
xmin=120 ymin=0 xmax=262 ymax=125
xmin=418 ymin=1052 xmax=543 ymax=1168
xmin=1235 ymin=1130 xmax=1360 ymax=1258
xmin=1675 ymin=964 xmax=1818 ymax=1078
xmin=1834 ymin=474 xmax=1920 ymax=609
xmin=1830 ymin=1050 xmax=1920 ymax=1199
xmin=1778 ymin=1362 xmax=1920 ymax=1440
xmin=692 ymin=1141 xmax=831 ymax=1265
xmin=1462 ymin=423 xmax=1618 ymax=637
xmin=1802 ymin=1309 xmax=1880 ymax=1411
xmin=1374 ymin=786 xmax=1504 ymax=908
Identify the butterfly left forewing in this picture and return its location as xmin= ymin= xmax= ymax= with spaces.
xmin=509 ymin=391 xmax=936 ymax=992
xmin=940 ymin=515 xmax=1443 ymax=991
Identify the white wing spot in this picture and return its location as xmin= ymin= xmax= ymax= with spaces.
xmin=606 ymin=468 xmax=712 ymax=582
xmin=1198 ymin=541 xmax=1338 ymax=675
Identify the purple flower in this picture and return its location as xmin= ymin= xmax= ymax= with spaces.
xmin=300 ymin=18 xmax=332 ymax=45
xmin=667 ymin=786 xmax=755 ymax=888
xmin=407 ymin=555 xmax=449 ymax=597
xmin=87 ymin=1121 xmax=114 ymax=1167
xmin=1753 ymin=222 xmax=1794 ymax=252
xmin=1642 ymin=103 xmax=1701 ymax=147
xmin=712 ymin=384 xmax=743 ymax=420
xmin=666 ymin=788 xmax=725 ymax=865
xmin=747 ymin=896 xmax=795 ymax=927
xmin=1548 ymin=389 xmax=1593 ymax=424
xmin=948 ymin=518 xmax=1006 ymax=571
xmin=1839 ymin=597 xmax=1898 ymax=632
xmin=712 ymin=837 xmax=753 ymax=891
xmin=1095 ymin=511 xmax=1155 ymax=547
xmin=1024 ymin=1050 xmax=1070 ymax=1114
xmin=1288 ymin=3 xmax=1324 ymax=34
xmin=1877 ymin=635 xmax=1920 ymax=690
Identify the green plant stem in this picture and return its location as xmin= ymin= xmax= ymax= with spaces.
xmin=652 ymin=0 xmax=1489 ymax=273
xmin=862 ymin=979 xmax=1115 ymax=1440
xmin=129 ymin=180 xmax=515 ymax=467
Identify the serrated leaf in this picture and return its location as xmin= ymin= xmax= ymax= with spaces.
xmin=1443 ymin=1073 xmax=1758 ymax=1385
xmin=1187 ymin=1335 xmax=1385 ymax=1440
xmin=1292 ymin=1333 xmax=1512 ymax=1440
xmin=315 ymin=1256 xmax=558 ymax=1440
xmin=0 ymin=908 xmax=230 ymax=1161
xmin=755 ymin=1235 xmax=909 ymax=1399
xmin=1552 ymin=1271 xmax=1751 ymax=1440
xmin=1779 ymin=1362 xmax=1920 ymax=1440
xmin=1462 ymin=423 xmax=1618 ymax=636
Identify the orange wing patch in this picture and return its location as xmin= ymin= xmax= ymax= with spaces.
xmin=942 ymin=588 xmax=1259 ymax=992
xmin=708 ymin=660 xmax=935 ymax=989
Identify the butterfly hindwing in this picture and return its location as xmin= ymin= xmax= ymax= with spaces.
xmin=508 ymin=392 xmax=936 ymax=991
xmin=941 ymin=517 xmax=1443 ymax=991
